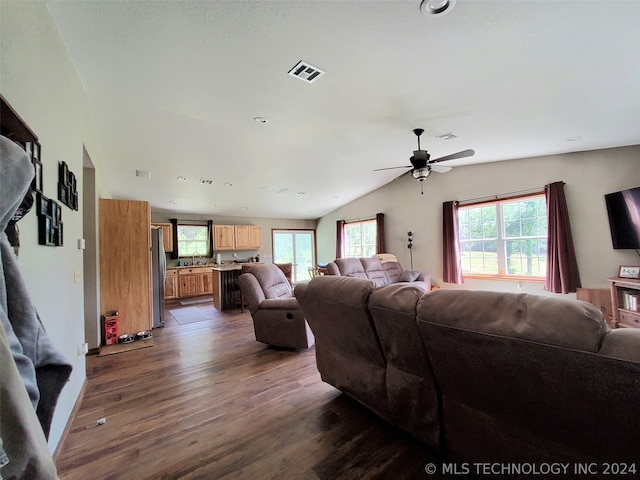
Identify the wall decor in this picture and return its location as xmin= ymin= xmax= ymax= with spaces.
xmin=36 ymin=193 xmax=63 ymax=247
xmin=58 ymin=161 xmax=79 ymax=210
xmin=25 ymin=141 xmax=43 ymax=193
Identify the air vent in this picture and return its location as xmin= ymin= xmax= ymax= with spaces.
xmin=288 ymin=61 xmax=325 ymax=84
xmin=436 ymin=132 xmax=457 ymax=140
xmin=136 ymin=169 xmax=151 ymax=178
xmin=200 ymin=178 xmax=213 ymax=185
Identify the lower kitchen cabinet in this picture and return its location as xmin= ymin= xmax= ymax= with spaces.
xmin=165 ymin=269 xmax=178 ymax=300
xmin=177 ymin=267 xmax=214 ymax=298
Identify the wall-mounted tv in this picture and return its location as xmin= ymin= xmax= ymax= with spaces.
xmin=605 ymin=186 xmax=640 ymax=249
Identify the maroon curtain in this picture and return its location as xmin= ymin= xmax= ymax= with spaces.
xmin=336 ymin=220 xmax=345 ymax=258
xmin=376 ymin=213 xmax=386 ymax=254
xmin=544 ymin=181 xmax=581 ymax=293
xmin=442 ymin=201 xmax=464 ymax=284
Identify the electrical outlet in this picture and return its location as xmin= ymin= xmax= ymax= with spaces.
xmin=74 ymin=269 xmax=82 ymax=283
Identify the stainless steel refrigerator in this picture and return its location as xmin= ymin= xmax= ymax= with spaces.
xmin=151 ymin=228 xmax=166 ymax=328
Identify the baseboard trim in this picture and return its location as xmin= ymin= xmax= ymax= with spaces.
xmin=52 ymin=379 xmax=86 ymax=463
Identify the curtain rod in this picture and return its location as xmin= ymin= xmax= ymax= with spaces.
xmin=457 ymin=185 xmax=551 ymax=206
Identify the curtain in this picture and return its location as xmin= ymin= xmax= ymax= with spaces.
xmin=207 ymin=220 xmax=214 ymax=257
xmin=442 ymin=201 xmax=464 ymax=284
xmin=169 ymin=218 xmax=179 ymax=259
xmin=336 ymin=220 xmax=345 ymax=258
xmin=376 ymin=213 xmax=386 ymax=254
xmin=544 ymin=181 xmax=581 ymax=293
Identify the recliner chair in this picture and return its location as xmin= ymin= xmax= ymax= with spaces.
xmin=238 ymin=264 xmax=314 ymax=349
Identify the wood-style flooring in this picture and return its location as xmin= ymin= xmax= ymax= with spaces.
xmin=55 ymin=300 xmax=445 ymax=480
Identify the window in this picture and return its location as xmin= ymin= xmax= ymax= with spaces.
xmin=177 ymin=225 xmax=209 ymax=258
xmin=458 ymin=194 xmax=547 ymax=278
xmin=343 ymin=220 xmax=377 ymax=258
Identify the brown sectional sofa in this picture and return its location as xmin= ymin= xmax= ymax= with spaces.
xmin=295 ymin=276 xmax=640 ymax=463
xmin=325 ymin=256 xmax=431 ymax=290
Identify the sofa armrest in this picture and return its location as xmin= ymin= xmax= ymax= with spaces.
xmin=238 ymin=273 xmax=266 ymax=313
xmin=258 ymin=297 xmax=300 ymax=310
xmin=599 ymin=328 xmax=640 ymax=362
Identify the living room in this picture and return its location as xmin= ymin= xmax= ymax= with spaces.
xmin=1 ymin=1 xmax=639 ymax=478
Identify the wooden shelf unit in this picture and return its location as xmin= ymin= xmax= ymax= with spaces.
xmin=608 ymin=277 xmax=640 ymax=329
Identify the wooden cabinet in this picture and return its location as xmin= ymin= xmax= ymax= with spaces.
xmin=214 ymin=224 xmax=262 ymax=251
xmin=235 ymin=225 xmax=262 ymax=250
xmin=165 ymin=269 xmax=178 ymax=300
xmin=213 ymin=225 xmax=235 ymax=250
xmin=608 ymin=277 xmax=640 ymax=328
xmin=99 ymin=199 xmax=152 ymax=335
xmin=152 ymin=223 xmax=173 ymax=252
xmin=178 ymin=267 xmax=213 ymax=298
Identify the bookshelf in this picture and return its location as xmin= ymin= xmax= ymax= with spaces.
xmin=608 ymin=277 xmax=640 ymax=328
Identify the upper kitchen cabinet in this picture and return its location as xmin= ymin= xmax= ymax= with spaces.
xmin=100 ymin=199 xmax=152 ymax=335
xmin=151 ymin=222 xmax=173 ymax=252
xmin=235 ymin=225 xmax=262 ymax=250
xmin=213 ymin=225 xmax=235 ymax=250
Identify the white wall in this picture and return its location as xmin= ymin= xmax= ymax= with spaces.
xmin=1 ymin=1 xmax=110 ymax=451
xmin=317 ymin=146 xmax=640 ymax=295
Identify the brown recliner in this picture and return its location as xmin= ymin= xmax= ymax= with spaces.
xmin=238 ymin=264 xmax=314 ymax=349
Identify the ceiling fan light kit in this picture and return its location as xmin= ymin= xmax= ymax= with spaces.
xmin=374 ymin=127 xmax=475 ymax=195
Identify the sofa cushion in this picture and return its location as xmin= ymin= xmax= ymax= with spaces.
xmin=360 ymin=257 xmax=389 ymax=287
xmin=398 ymin=269 xmax=421 ymax=282
xmin=251 ymin=264 xmax=292 ymax=299
xmin=417 ymin=289 xmax=607 ymax=352
xmin=333 ymin=258 xmax=367 ymax=278
xmin=382 ymin=261 xmax=404 ymax=283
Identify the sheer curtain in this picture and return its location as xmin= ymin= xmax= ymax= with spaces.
xmin=544 ymin=181 xmax=581 ymax=293
xmin=442 ymin=201 xmax=464 ymax=284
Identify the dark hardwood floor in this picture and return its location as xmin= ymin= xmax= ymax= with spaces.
xmin=56 ymin=300 xmax=445 ymax=480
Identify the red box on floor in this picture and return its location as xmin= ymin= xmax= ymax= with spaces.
xmin=102 ymin=311 xmax=119 ymax=346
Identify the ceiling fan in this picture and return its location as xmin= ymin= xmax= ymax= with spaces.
xmin=374 ymin=128 xmax=475 ymax=194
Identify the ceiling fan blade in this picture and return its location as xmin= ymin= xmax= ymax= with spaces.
xmin=431 ymin=149 xmax=475 ymax=163
xmin=373 ymin=165 xmax=412 ymax=172
xmin=430 ymin=164 xmax=452 ymax=174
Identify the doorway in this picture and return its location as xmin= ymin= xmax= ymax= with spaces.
xmin=272 ymin=229 xmax=316 ymax=283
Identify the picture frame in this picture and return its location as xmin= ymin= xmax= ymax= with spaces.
xmin=618 ymin=265 xmax=640 ymax=279
xmin=37 ymin=193 xmax=50 ymax=217
xmin=33 ymin=158 xmax=43 ymax=193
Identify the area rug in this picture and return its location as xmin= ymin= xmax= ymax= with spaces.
xmin=98 ymin=338 xmax=154 ymax=357
xmin=179 ymin=296 xmax=213 ymax=306
xmin=169 ymin=306 xmax=209 ymax=325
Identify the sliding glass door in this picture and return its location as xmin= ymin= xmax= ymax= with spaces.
xmin=272 ymin=230 xmax=316 ymax=283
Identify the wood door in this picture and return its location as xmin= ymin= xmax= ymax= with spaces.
xmin=164 ymin=271 xmax=178 ymax=299
xmin=214 ymin=225 xmax=235 ymax=250
xmin=198 ymin=271 xmax=214 ymax=295
xmin=249 ymin=226 xmax=262 ymax=249
xmin=99 ymin=199 xmax=152 ymax=335
xmin=152 ymin=223 xmax=173 ymax=252
xmin=234 ymin=225 xmax=250 ymax=250
xmin=179 ymin=274 xmax=198 ymax=298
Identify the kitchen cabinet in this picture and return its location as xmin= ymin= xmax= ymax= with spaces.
xmin=99 ymin=199 xmax=152 ymax=335
xmin=178 ymin=267 xmax=213 ymax=298
xmin=609 ymin=277 xmax=640 ymax=328
xmin=235 ymin=225 xmax=262 ymax=250
xmin=214 ymin=224 xmax=262 ymax=251
xmin=152 ymin=222 xmax=173 ymax=252
xmin=213 ymin=225 xmax=235 ymax=250
xmin=165 ymin=269 xmax=178 ymax=300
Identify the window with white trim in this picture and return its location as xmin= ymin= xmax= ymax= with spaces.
xmin=458 ymin=194 xmax=547 ymax=278
xmin=344 ymin=220 xmax=377 ymax=258
xmin=177 ymin=225 xmax=209 ymax=258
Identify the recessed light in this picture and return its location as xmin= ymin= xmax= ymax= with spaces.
xmin=261 ymin=186 xmax=270 ymax=191
xmin=177 ymin=176 xmax=188 ymax=182
xmin=420 ymin=0 xmax=457 ymax=16
xmin=296 ymin=191 xmax=306 ymax=196
xmin=254 ymin=116 xmax=268 ymax=124
xmin=225 ymin=182 xmax=233 ymax=187
xmin=200 ymin=178 xmax=213 ymax=185
xmin=170 ymin=200 xmax=179 ymax=205
xmin=566 ymin=137 xmax=583 ymax=142
xmin=241 ymin=206 xmax=248 ymax=210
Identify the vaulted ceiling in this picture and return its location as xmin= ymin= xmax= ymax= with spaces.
xmin=46 ymin=0 xmax=640 ymax=219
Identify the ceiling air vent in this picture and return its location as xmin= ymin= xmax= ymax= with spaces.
xmin=288 ymin=60 xmax=325 ymax=84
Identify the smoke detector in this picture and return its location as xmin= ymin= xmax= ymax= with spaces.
xmin=288 ymin=61 xmax=325 ymax=84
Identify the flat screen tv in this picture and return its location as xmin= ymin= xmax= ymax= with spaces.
xmin=605 ymin=186 xmax=640 ymax=249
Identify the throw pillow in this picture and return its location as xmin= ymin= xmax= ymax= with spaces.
xmin=398 ymin=269 xmax=421 ymax=282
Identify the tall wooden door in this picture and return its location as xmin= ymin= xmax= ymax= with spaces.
xmin=99 ymin=199 xmax=152 ymax=337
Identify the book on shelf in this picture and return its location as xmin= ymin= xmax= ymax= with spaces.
xmin=621 ymin=291 xmax=640 ymax=312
